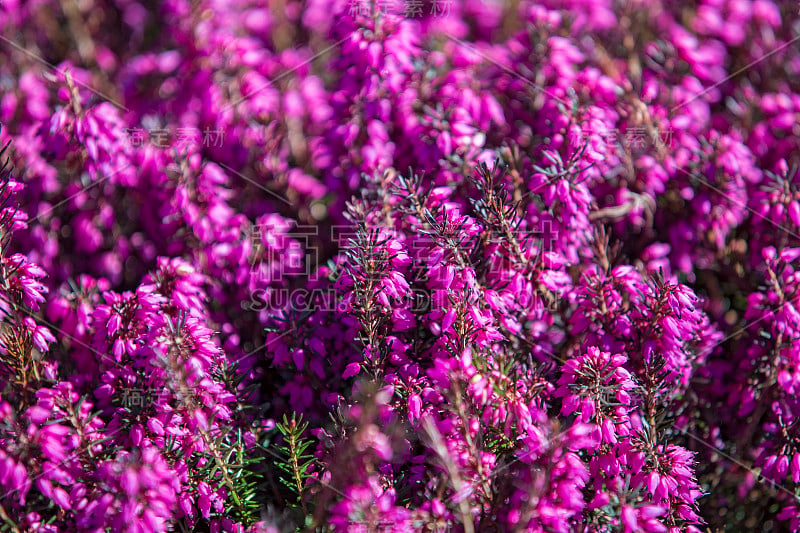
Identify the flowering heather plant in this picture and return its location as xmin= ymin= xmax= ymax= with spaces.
xmin=0 ymin=0 xmax=799 ymax=531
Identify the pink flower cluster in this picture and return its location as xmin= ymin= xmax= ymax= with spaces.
xmin=0 ymin=0 xmax=798 ymax=531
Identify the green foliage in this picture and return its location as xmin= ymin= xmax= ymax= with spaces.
xmin=274 ymin=413 xmax=317 ymax=518
xmin=195 ymin=427 xmax=265 ymax=527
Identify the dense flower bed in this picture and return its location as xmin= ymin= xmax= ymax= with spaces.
xmin=0 ymin=0 xmax=799 ymax=531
